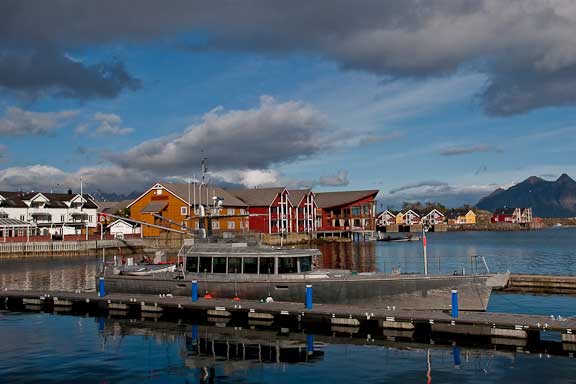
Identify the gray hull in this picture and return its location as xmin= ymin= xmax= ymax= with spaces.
xmin=101 ymin=273 xmax=504 ymax=311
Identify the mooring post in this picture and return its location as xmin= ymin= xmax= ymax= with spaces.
xmin=191 ymin=280 xmax=198 ymax=302
xmin=307 ymin=334 xmax=314 ymax=354
xmin=191 ymin=324 xmax=199 ymax=342
xmin=452 ymin=345 xmax=461 ymax=368
xmin=305 ymin=284 xmax=313 ymax=309
xmin=451 ymin=289 xmax=458 ymax=318
xmin=98 ymin=277 xmax=106 ymax=297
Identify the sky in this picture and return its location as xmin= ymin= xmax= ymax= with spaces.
xmin=1 ymin=0 xmax=576 ymax=208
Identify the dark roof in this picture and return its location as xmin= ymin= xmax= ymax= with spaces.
xmin=494 ymin=207 xmax=517 ymax=215
xmin=287 ymin=189 xmax=311 ymax=206
xmin=228 ymin=187 xmax=285 ymax=206
xmin=315 ymin=190 xmax=379 ymax=208
xmin=0 ymin=191 xmax=98 ymax=209
xmin=446 ymin=208 xmax=473 ymax=219
xmin=140 ymin=201 xmax=168 ymax=214
xmin=97 ymin=200 xmax=131 ymax=214
xmin=162 ymin=183 xmax=247 ymax=207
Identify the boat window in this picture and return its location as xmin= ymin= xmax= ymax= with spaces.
xmin=199 ymin=257 xmax=212 ymax=273
xmin=186 ymin=257 xmax=199 ymax=273
xmin=278 ymin=257 xmax=298 ymax=274
xmin=299 ymin=256 xmax=312 ymax=272
xmin=213 ymin=257 xmax=226 ymax=273
xmin=243 ymin=257 xmax=258 ymax=274
xmin=259 ymin=257 xmax=275 ymax=275
xmin=228 ymin=257 xmax=242 ymax=274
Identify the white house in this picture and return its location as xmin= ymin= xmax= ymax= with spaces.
xmin=402 ymin=209 xmax=421 ymax=225
xmin=376 ymin=210 xmax=398 ymax=226
xmin=108 ymin=219 xmax=140 ymax=237
xmin=420 ymin=209 xmax=446 ymax=226
xmin=0 ymin=190 xmax=99 ymax=236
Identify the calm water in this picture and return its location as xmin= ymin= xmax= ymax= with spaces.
xmin=1 ymin=228 xmax=576 ymax=382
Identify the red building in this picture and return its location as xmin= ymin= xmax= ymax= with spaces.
xmin=314 ymin=190 xmax=379 ymax=232
xmin=288 ymin=189 xmax=317 ymax=233
xmin=229 ymin=188 xmax=292 ymax=234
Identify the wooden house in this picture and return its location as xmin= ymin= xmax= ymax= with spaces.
xmin=128 ymin=182 xmax=248 ymax=237
xmin=229 ymin=187 xmax=293 ymax=234
xmin=314 ymin=190 xmax=378 ymax=232
xmin=376 ymin=210 xmax=398 ymax=226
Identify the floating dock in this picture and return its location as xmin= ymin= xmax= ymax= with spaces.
xmin=1 ymin=288 xmax=575 ymax=345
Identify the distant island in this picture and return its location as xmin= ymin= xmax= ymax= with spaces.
xmin=476 ymin=174 xmax=576 ymax=218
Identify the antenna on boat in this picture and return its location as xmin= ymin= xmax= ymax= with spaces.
xmin=422 ymin=224 xmax=429 ymax=276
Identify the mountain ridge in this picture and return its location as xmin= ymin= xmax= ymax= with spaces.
xmin=476 ymin=174 xmax=576 ymax=218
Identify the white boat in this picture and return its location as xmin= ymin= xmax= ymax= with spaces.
xmin=117 ymin=264 xmax=177 ymax=276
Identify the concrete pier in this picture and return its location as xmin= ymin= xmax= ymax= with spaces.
xmin=500 ymin=274 xmax=576 ymax=295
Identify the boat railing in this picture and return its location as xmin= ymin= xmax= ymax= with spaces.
xmin=468 ymin=255 xmax=491 ymax=275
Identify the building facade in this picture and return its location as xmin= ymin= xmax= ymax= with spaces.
xmin=128 ymin=183 xmax=248 ymax=237
xmin=0 ymin=190 xmax=98 ymax=236
xmin=315 ymin=190 xmax=379 ymax=232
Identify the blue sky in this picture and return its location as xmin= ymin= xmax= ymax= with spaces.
xmin=1 ymin=1 xmax=576 ymax=207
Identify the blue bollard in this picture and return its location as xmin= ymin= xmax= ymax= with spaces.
xmin=192 ymin=324 xmax=199 ymax=341
xmin=451 ymin=289 xmax=458 ymax=318
xmin=305 ymin=284 xmax=313 ymax=309
xmin=98 ymin=277 xmax=105 ymax=297
xmin=307 ymin=334 xmax=314 ymax=354
xmin=191 ymin=280 xmax=198 ymax=302
xmin=98 ymin=317 xmax=105 ymax=332
xmin=453 ymin=345 xmax=461 ymax=367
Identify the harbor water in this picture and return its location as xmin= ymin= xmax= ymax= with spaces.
xmin=1 ymin=228 xmax=576 ymax=382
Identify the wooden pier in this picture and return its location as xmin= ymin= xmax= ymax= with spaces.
xmin=1 ymin=288 xmax=575 ymax=345
xmin=501 ymin=274 xmax=576 ymax=295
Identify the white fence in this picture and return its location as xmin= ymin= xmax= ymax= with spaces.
xmin=0 ymin=238 xmax=183 ymax=254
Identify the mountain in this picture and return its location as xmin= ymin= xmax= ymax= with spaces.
xmin=476 ymin=174 xmax=576 ymax=218
xmin=91 ymin=190 xmax=142 ymax=202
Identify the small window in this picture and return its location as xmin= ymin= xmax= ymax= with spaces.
xmin=186 ymin=257 xmax=199 ymax=273
xmin=212 ymin=220 xmax=220 ymax=229
xmin=278 ymin=257 xmax=298 ymax=274
xmin=181 ymin=206 xmax=188 ymax=216
xmin=199 ymin=257 xmax=212 ymax=273
xmin=213 ymin=257 xmax=226 ymax=273
xmin=61 ymin=215 xmax=65 ymax=222
xmin=228 ymin=257 xmax=242 ymax=273
xmin=228 ymin=208 xmax=234 ymax=215
xmin=88 ymin=216 xmax=92 ymax=222
xmin=300 ymin=256 xmax=312 ymax=272
xmin=243 ymin=257 xmax=258 ymax=274
xmin=100 ymin=216 xmax=105 ymax=222
xmin=156 ymin=189 xmax=162 ymax=195
xmin=194 ymin=222 xmax=199 ymax=230
xmin=227 ymin=221 xmax=235 ymax=229
xmin=259 ymin=257 xmax=274 ymax=275
xmin=20 ymin=215 xmax=25 ymax=221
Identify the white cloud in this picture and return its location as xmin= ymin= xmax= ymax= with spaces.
xmin=76 ymin=112 xmax=133 ymax=136
xmin=0 ymin=107 xmax=77 ymax=136
xmin=110 ymin=95 xmax=329 ymax=174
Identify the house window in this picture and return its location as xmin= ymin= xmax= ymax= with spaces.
xmin=240 ymin=209 xmax=246 ymax=215
xmin=351 ymin=206 xmax=361 ymax=216
xmin=181 ymin=206 xmax=188 ymax=216
xmin=100 ymin=216 xmax=105 ymax=222
xmin=88 ymin=216 xmax=92 ymax=222
xmin=227 ymin=221 xmax=235 ymax=230
xmin=61 ymin=215 xmax=65 ymax=222
xmin=194 ymin=222 xmax=199 ymax=230
xmin=240 ymin=220 xmax=244 ymax=229
xmin=156 ymin=189 xmax=162 ymax=195
xmin=228 ymin=208 xmax=234 ymax=215
xmin=20 ymin=215 xmax=25 ymax=221
xmin=212 ymin=221 xmax=220 ymax=229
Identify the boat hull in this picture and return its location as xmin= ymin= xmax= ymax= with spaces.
xmin=101 ymin=273 xmax=504 ymax=311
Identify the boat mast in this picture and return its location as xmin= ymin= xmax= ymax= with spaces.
xmin=422 ymin=224 xmax=428 ymax=276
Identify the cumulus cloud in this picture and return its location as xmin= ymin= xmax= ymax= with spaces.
xmin=2 ymin=1 xmax=576 ymax=113
xmin=0 ymin=107 xmax=77 ymax=136
xmin=76 ymin=112 xmax=134 ymax=136
xmin=318 ymin=170 xmax=350 ymax=187
xmin=439 ymin=144 xmax=501 ymax=156
xmin=109 ymin=96 xmax=328 ymax=174
xmin=0 ymin=46 xmax=141 ymax=100
xmin=0 ymin=164 xmax=153 ymax=195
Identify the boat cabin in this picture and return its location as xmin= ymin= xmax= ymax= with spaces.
xmin=182 ymin=243 xmax=319 ymax=275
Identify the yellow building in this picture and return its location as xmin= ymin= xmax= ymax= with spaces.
xmin=128 ymin=182 xmax=248 ymax=237
xmin=446 ymin=209 xmax=476 ymax=225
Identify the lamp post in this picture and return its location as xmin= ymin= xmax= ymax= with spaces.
xmin=97 ymin=222 xmax=104 ymax=240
